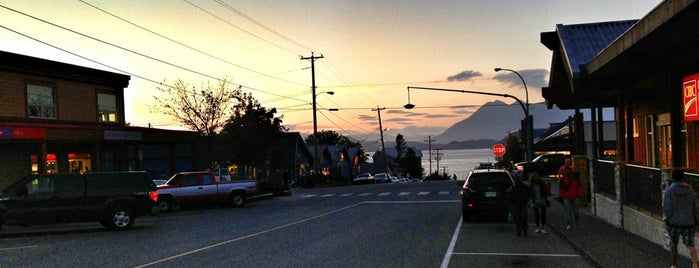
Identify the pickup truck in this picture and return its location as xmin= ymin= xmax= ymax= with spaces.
xmin=156 ymin=171 xmax=257 ymax=212
xmin=514 ymin=153 xmax=568 ymax=178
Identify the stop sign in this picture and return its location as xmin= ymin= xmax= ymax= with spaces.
xmin=492 ymin=143 xmax=506 ymax=157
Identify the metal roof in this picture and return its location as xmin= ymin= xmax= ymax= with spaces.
xmin=556 ymin=20 xmax=638 ymax=78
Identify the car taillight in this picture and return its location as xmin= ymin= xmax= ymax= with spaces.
xmin=148 ymin=191 xmax=158 ymax=203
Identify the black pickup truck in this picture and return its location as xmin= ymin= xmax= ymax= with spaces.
xmin=0 ymin=171 xmax=158 ymax=231
xmin=514 ymin=153 xmax=568 ymax=178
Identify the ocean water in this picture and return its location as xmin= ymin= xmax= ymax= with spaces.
xmin=421 ymin=148 xmax=497 ymax=180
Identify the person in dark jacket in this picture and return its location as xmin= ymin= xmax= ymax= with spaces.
xmin=529 ymin=172 xmax=550 ymax=234
xmin=508 ymin=175 xmax=531 ymax=236
xmin=663 ymin=170 xmax=699 ymax=268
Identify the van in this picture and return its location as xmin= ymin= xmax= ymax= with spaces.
xmin=0 ymin=171 xmax=158 ymax=231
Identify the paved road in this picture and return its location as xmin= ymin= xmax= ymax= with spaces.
xmin=0 ymin=181 xmax=596 ymax=267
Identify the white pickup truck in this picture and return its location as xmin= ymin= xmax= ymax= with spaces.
xmin=156 ymin=171 xmax=257 ymax=212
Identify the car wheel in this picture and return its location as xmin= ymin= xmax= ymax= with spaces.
xmin=230 ymin=192 xmax=245 ymax=208
xmin=104 ymin=206 xmax=134 ymax=230
xmin=158 ymin=196 xmax=173 ymax=213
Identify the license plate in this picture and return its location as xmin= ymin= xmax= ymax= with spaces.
xmin=485 ymin=191 xmax=496 ymax=197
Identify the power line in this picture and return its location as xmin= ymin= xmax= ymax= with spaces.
xmin=79 ymin=0 xmax=309 ymax=88
xmin=213 ymin=0 xmax=315 ymax=53
xmin=0 ymin=4 xmax=309 ymax=103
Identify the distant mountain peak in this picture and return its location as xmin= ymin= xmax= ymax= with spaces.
xmin=435 ymin=102 xmax=573 ymax=143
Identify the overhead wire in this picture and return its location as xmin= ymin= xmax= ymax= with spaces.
xmin=78 ymin=0 xmax=309 ymax=88
xmin=0 ymin=4 xmax=310 ymax=104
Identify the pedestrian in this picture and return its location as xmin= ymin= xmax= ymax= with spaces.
xmin=663 ymin=169 xmax=699 ymax=268
xmin=529 ymin=172 xmax=550 ymax=234
xmin=556 ymin=158 xmax=573 ymax=180
xmin=508 ymin=175 xmax=531 ymax=236
xmin=558 ymin=166 xmax=582 ymax=230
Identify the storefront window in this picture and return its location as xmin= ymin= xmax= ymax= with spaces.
xmin=69 ymin=153 xmax=92 ymax=173
xmin=46 ymin=154 xmax=57 ymax=173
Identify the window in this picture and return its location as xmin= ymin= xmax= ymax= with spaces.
xmin=97 ymin=93 xmax=118 ymax=122
xmin=27 ymin=84 xmax=56 ymax=119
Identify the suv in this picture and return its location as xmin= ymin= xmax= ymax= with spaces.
xmin=460 ymin=169 xmax=515 ymax=220
xmin=514 ymin=153 xmax=567 ymax=178
xmin=0 ymin=171 xmax=158 ymax=231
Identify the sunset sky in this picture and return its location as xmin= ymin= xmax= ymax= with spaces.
xmin=0 ymin=0 xmax=661 ymax=142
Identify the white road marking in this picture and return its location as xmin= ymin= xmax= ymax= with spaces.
xmin=358 ymin=193 xmax=372 ymax=196
xmin=398 ymin=192 xmax=410 ymax=196
xmin=418 ymin=192 xmax=429 ymax=195
xmin=320 ymin=194 xmax=335 ymax=197
xmin=438 ymin=191 xmax=450 ymax=195
xmin=452 ymin=252 xmax=580 ymax=257
xmin=301 ymin=194 xmax=316 ymax=198
xmin=0 ymin=245 xmax=38 ymax=251
xmin=441 ymin=217 xmax=462 ymax=268
xmin=378 ymin=192 xmax=391 ymax=196
xmin=340 ymin=193 xmax=353 ymax=197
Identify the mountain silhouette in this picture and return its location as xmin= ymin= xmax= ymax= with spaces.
xmin=435 ymin=100 xmax=574 ymax=143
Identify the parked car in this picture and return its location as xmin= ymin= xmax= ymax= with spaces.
xmin=374 ymin=173 xmax=390 ymax=183
xmin=157 ymin=171 xmax=257 ymax=212
xmin=474 ymin=162 xmax=495 ymax=170
xmin=460 ymin=169 xmax=515 ymax=221
xmin=0 ymin=171 xmax=159 ymax=231
xmin=353 ymin=173 xmax=374 ymax=184
xmin=514 ymin=153 xmax=568 ymax=178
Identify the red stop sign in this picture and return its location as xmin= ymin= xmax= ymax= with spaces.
xmin=492 ymin=144 xmax=506 ymax=157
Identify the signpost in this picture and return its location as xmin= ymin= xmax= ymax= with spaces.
xmin=492 ymin=143 xmax=506 ymax=158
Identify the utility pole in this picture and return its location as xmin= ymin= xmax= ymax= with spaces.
xmin=373 ymin=106 xmax=387 ymax=174
xmin=424 ymin=136 xmax=435 ymax=175
xmin=301 ymin=52 xmax=324 ymax=173
xmin=434 ymin=148 xmax=442 ymax=175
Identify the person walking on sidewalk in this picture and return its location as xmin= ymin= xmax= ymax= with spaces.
xmin=559 ymin=166 xmax=582 ymax=230
xmin=508 ymin=175 xmax=531 ymax=236
xmin=663 ymin=170 xmax=699 ymax=268
xmin=529 ymin=172 xmax=550 ymax=234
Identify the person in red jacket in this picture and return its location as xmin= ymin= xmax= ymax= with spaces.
xmin=559 ymin=166 xmax=583 ymax=230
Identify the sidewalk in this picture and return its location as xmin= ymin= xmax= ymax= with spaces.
xmin=544 ymin=197 xmax=693 ymax=267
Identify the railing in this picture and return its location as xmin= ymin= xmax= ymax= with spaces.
xmin=593 ymin=160 xmax=616 ymax=197
xmin=623 ymin=164 xmax=662 ymax=217
xmin=686 ymin=172 xmax=699 ymax=202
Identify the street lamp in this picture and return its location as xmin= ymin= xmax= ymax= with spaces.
xmin=495 ymin=68 xmax=532 ymax=161
xmin=403 ymin=86 xmax=530 ymax=161
xmin=312 ymin=91 xmax=334 ymax=172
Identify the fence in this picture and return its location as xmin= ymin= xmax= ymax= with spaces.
xmin=593 ymin=159 xmax=616 ymax=198
xmin=622 ymin=164 xmax=663 ymax=217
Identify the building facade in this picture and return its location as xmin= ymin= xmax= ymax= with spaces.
xmin=0 ymin=51 xmax=202 ymax=188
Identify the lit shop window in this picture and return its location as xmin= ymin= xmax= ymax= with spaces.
xmin=46 ymin=154 xmax=57 ymax=173
xmin=69 ymin=153 xmax=92 ymax=173
xmin=97 ymin=93 xmax=118 ymax=122
xmin=27 ymin=84 xmax=56 ymax=119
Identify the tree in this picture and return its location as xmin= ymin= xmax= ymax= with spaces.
xmin=395 ymin=134 xmax=407 ymax=162
xmin=151 ymin=78 xmax=242 ymax=166
xmin=400 ymin=148 xmax=423 ymax=179
xmin=305 ymin=130 xmax=367 ymax=162
xmin=218 ymin=93 xmax=286 ymax=168
xmin=152 ymin=78 xmax=241 ymax=137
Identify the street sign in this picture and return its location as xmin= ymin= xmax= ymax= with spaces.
xmin=492 ymin=143 xmax=506 ymax=157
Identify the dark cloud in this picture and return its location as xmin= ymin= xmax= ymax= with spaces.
xmin=447 ymin=70 xmax=482 ymax=82
xmin=493 ymin=69 xmax=549 ymax=89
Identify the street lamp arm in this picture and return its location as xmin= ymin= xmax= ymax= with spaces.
xmin=406 ymin=86 xmax=527 ymax=116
